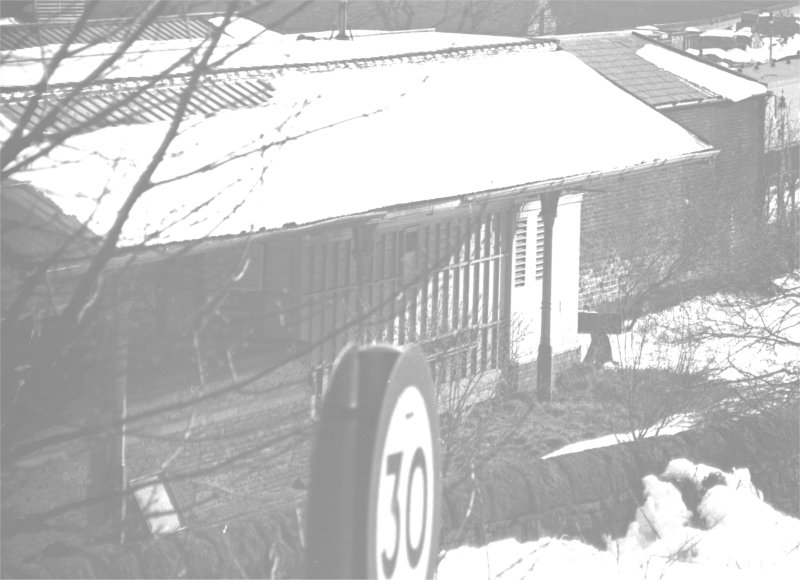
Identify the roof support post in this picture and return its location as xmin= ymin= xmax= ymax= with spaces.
xmin=499 ymin=204 xmax=519 ymax=385
xmin=352 ymin=222 xmax=376 ymax=343
xmin=84 ymin=279 xmax=131 ymax=544
xmin=537 ymin=190 xmax=560 ymax=402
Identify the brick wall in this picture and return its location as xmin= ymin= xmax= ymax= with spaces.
xmin=578 ymin=96 xmax=767 ymax=312
xmin=664 ymin=97 xmax=766 ymax=272
xmin=578 ymin=158 xmax=716 ymax=311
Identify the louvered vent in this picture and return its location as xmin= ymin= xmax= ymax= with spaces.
xmin=535 ymin=214 xmax=545 ymax=280
xmin=35 ymin=0 xmax=85 ymax=22
xmin=514 ymin=217 xmax=527 ymax=288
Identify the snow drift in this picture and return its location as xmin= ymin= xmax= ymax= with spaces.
xmin=437 ymin=459 xmax=800 ymax=580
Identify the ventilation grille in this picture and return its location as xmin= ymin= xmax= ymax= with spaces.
xmin=35 ymin=0 xmax=85 ymax=22
xmin=514 ymin=217 xmax=527 ymax=287
xmin=535 ymin=214 xmax=545 ymax=280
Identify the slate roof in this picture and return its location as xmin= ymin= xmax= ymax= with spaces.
xmin=557 ymin=31 xmax=721 ymax=107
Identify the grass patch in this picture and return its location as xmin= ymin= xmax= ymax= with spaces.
xmin=441 ymin=363 xmax=717 ymax=487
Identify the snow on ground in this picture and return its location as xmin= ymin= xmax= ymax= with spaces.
xmin=542 ymin=414 xmax=695 ymax=459
xmin=608 ymin=271 xmax=800 ymax=384
xmin=437 ymin=460 xmax=800 ymax=580
xmin=549 ymin=271 xmax=799 ymax=458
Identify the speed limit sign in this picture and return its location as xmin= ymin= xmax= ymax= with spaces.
xmin=306 ymin=344 xmax=441 ymax=580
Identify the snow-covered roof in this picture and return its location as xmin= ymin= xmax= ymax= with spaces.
xmin=4 ymin=38 xmax=715 ymax=248
xmin=700 ymin=29 xmax=737 ymax=38
xmin=0 ymin=24 xmax=537 ymax=88
xmin=558 ymin=31 xmax=768 ymax=106
xmin=636 ymin=43 xmax=768 ymax=102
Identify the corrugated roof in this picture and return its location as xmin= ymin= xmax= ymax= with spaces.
xmin=557 ymin=31 xmax=721 ymax=107
xmin=0 ymin=15 xmax=216 ymax=51
xmin=1 ymin=72 xmax=278 ymax=134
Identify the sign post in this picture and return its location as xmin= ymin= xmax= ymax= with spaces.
xmin=306 ymin=344 xmax=441 ymax=580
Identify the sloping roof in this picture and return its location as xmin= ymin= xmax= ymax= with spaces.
xmin=0 ymin=26 xmax=533 ymax=89
xmin=557 ymin=31 xmax=766 ymax=107
xmin=0 ymin=14 xmax=217 ymax=51
xmin=4 ymin=34 xmax=715 ymax=248
xmin=0 ymin=34 xmax=538 ymax=133
xmin=0 ymin=15 xmax=276 ymax=88
xmin=1 ymin=181 xmax=99 ymax=261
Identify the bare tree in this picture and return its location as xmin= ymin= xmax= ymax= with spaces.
xmin=1 ymin=2 xmax=518 ymax=568
xmin=0 ymin=0 xmax=373 ymax=558
xmin=763 ymin=92 xmax=799 ymax=270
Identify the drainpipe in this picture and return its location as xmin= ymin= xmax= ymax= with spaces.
xmin=537 ymin=191 xmax=560 ymax=402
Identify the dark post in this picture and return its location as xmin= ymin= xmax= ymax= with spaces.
xmin=335 ymin=0 xmax=350 ymax=40
xmin=537 ymin=191 xmax=560 ymax=402
xmin=112 ymin=297 xmax=132 ymax=544
xmin=499 ymin=205 xmax=518 ymax=373
xmin=352 ymin=222 xmax=376 ymax=342
xmin=769 ymin=14 xmax=774 ymax=66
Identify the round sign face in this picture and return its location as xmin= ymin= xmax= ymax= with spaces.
xmin=369 ymin=385 xmax=438 ymax=580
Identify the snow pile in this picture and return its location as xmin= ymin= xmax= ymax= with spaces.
xmin=437 ymin=459 xmax=800 ymax=580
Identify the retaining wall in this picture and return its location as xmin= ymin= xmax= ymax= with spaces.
xmin=5 ymin=410 xmax=796 ymax=579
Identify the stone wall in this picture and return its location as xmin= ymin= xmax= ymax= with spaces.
xmin=441 ymin=409 xmax=798 ymax=549
xmin=9 ymin=409 xmax=796 ymax=579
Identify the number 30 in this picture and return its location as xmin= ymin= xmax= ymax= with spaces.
xmin=381 ymin=448 xmax=428 ymax=578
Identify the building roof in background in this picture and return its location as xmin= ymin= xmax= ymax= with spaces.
xmin=740 ymin=58 xmax=800 ymax=89
xmin=557 ymin=30 xmax=767 ymax=107
xmin=0 ymin=13 xmax=218 ymax=51
xmin=4 ymin=33 xmax=715 ymax=248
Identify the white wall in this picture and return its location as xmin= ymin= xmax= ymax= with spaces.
xmin=511 ymin=193 xmax=582 ymax=364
